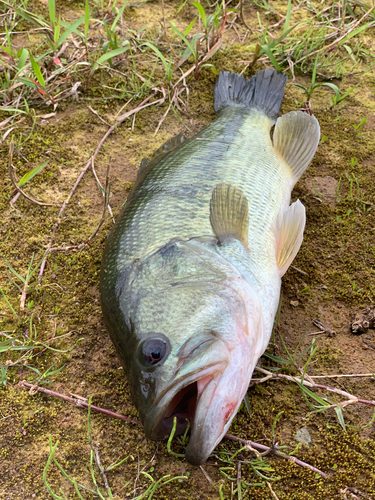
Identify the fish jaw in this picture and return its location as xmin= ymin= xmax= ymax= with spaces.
xmin=143 ymin=337 xmax=231 ymax=442
xmin=184 ymin=335 xmax=262 ymax=465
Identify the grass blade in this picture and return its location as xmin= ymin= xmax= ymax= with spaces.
xmin=260 ymin=44 xmax=282 ymax=71
xmin=0 ymin=287 xmax=19 ymax=319
xmin=17 ymin=47 xmax=29 ymax=69
xmin=283 ymin=0 xmax=292 ymax=34
xmin=29 ymin=52 xmax=45 ymax=88
xmin=85 ymin=0 xmax=90 ymax=39
xmin=92 ymin=44 xmax=130 ymax=71
xmin=18 ymin=161 xmax=49 ymax=187
xmin=48 ymin=0 xmax=56 ymax=26
xmin=58 ymin=16 xmax=85 ymax=47
xmin=334 ymin=406 xmax=346 ymax=431
xmin=191 ymin=1 xmax=207 ymax=30
xmin=111 ymin=1 xmax=128 ymax=32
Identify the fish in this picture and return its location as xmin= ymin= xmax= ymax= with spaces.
xmin=99 ymin=68 xmax=320 ymax=465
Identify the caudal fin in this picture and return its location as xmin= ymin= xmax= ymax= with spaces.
xmin=214 ymin=69 xmax=288 ymax=122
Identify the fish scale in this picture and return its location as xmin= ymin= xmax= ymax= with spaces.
xmin=100 ymin=69 xmax=320 ymax=465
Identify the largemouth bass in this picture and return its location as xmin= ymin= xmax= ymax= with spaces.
xmin=100 ymin=69 xmax=320 ymax=465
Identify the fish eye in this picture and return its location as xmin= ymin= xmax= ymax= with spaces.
xmin=142 ymin=338 xmax=167 ymax=366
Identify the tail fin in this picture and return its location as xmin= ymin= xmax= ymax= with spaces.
xmin=214 ymin=69 xmax=288 ymax=122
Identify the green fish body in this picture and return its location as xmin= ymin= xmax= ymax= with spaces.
xmin=100 ymin=69 xmax=320 ymax=465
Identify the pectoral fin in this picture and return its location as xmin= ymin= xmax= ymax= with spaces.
xmin=273 ymin=111 xmax=320 ymax=183
xmin=210 ymin=183 xmax=249 ymax=248
xmin=275 ymin=200 xmax=306 ymax=276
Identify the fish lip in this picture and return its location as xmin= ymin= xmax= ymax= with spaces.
xmin=145 ymin=361 xmax=227 ymax=441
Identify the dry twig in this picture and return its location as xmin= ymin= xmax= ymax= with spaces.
xmin=19 ymin=381 xmax=327 ymax=476
xmin=267 ymin=481 xmax=281 ymax=500
xmin=20 ymin=381 xmax=141 ymax=425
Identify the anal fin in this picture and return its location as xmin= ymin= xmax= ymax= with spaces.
xmin=275 ymin=200 xmax=306 ymax=276
xmin=210 ymin=184 xmax=249 ymax=249
xmin=274 ymin=111 xmax=320 ymax=182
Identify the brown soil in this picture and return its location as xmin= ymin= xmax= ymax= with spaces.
xmin=1 ymin=1 xmax=375 ymax=500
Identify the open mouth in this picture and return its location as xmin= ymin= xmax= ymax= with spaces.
xmin=154 ymin=372 xmax=218 ymax=439
xmin=159 ymin=381 xmax=198 ymax=436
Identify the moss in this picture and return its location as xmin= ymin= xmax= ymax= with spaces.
xmin=1 ymin=1 xmax=375 ymax=499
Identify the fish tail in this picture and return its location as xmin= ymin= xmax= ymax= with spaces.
xmin=213 ymin=69 xmax=288 ymax=122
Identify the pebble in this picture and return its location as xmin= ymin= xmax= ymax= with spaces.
xmin=295 ymin=427 xmax=312 ymax=446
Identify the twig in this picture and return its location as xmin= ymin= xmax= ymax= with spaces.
xmin=8 ymin=141 xmax=56 ymax=207
xmin=237 ymin=461 xmax=242 ymax=499
xmin=309 ymin=373 xmax=375 ymax=380
xmin=225 ymin=434 xmax=328 ymax=477
xmin=313 ymin=319 xmax=335 ymax=337
xmin=19 ymin=381 xmax=326 ymax=475
xmin=252 ymin=367 xmax=375 ymax=408
xmin=290 ymin=265 xmax=308 ymax=276
xmin=154 ymin=101 xmax=172 ymax=136
xmin=38 ymin=94 xmax=165 ymax=282
xmin=91 ymin=157 xmax=115 ymax=223
xmin=19 ymin=381 xmax=142 ymax=425
xmin=49 ymin=161 xmax=111 ymax=253
xmin=92 ymin=443 xmax=111 ymax=493
xmin=267 ymin=482 xmax=280 ymax=500
xmin=20 ymin=278 xmax=28 ymax=311
xmin=88 ymin=105 xmax=110 ymax=126
xmin=346 ymin=487 xmax=374 ymax=500
xmin=200 ymin=465 xmax=214 ymax=485
xmin=239 ymin=0 xmax=252 ymax=32
xmin=133 ymin=446 xmax=159 ymax=497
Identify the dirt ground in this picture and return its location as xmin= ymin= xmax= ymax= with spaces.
xmin=1 ymin=1 xmax=375 ymax=499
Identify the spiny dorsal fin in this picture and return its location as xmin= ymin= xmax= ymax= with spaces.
xmin=275 ymin=200 xmax=306 ymax=276
xmin=151 ymin=132 xmax=186 ymax=160
xmin=210 ymin=183 xmax=249 ymax=249
xmin=138 ymin=133 xmax=186 ymax=177
xmin=273 ymin=111 xmax=320 ymax=183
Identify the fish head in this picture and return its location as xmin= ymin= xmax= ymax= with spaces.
xmin=122 ymin=239 xmax=265 ymax=465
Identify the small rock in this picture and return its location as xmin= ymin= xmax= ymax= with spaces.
xmin=295 ymin=427 xmax=312 ymax=446
xmin=290 ymin=300 xmax=299 ymax=307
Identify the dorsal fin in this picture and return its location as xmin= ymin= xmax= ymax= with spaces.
xmin=274 ymin=200 xmax=306 ymax=276
xmin=210 ymin=183 xmax=249 ymax=249
xmin=273 ymin=111 xmax=320 ymax=183
xmin=130 ymin=133 xmax=187 ymax=201
xmin=138 ymin=133 xmax=186 ymax=177
xmin=151 ymin=132 xmax=186 ymax=160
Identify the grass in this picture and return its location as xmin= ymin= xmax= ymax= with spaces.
xmin=43 ymin=398 xmax=187 ymax=499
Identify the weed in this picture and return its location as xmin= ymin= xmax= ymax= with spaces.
xmin=353 ymin=117 xmax=367 ymax=137
xmin=293 ymin=53 xmax=341 ymax=104
xmin=43 ymin=399 xmax=187 ymax=499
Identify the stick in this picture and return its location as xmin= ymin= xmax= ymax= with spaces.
xmin=20 ymin=381 xmax=142 ymax=425
xmin=49 ymin=161 xmax=111 ymax=253
xmin=225 ymin=434 xmax=329 ymax=478
xmin=38 ymin=94 xmax=165 ymax=282
xmin=91 ymin=156 xmax=115 ymax=223
xmin=19 ymin=381 xmax=327 ymax=476
xmin=252 ymin=367 xmax=375 ymax=408
xmin=267 ymin=481 xmax=280 ymax=500
xmin=92 ymin=443 xmax=111 ymax=492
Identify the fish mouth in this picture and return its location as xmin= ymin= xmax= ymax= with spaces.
xmin=145 ymin=361 xmax=227 ymax=442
